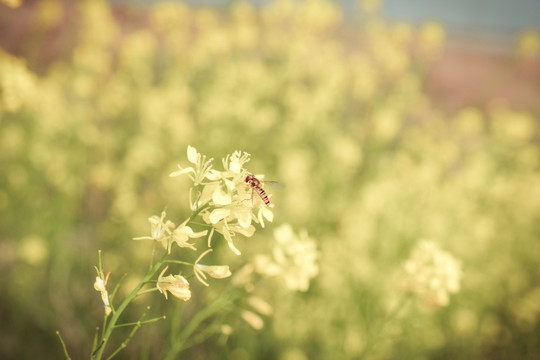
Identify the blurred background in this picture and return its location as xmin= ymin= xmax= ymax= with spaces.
xmin=1 ymin=0 xmax=539 ymax=359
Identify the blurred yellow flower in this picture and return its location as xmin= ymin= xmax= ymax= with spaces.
xmin=490 ymin=106 xmax=536 ymax=145
xmin=18 ymin=235 xmax=49 ymax=266
xmin=247 ymin=296 xmax=273 ymax=316
xmin=150 ymin=1 xmax=190 ymax=33
xmin=401 ymin=241 xmax=462 ymax=307
xmin=372 ymin=108 xmax=401 ymax=142
xmin=1 ymin=0 xmax=21 ymax=8
xmin=418 ymin=21 xmax=446 ymax=59
xmin=35 ymin=0 xmax=63 ymax=30
xmin=241 ymin=310 xmax=264 ymax=330
xmin=453 ymin=107 xmax=484 ymax=136
xmin=391 ymin=22 xmax=414 ymax=47
xmin=254 ymin=224 xmax=318 ymax=292
xmin=0 ymin=51 xmax=37 ymax=112
xmin=157 ymin=266 xmax=191 ymax=301
xmin=516 ymin=30 xmax=540 ymax=59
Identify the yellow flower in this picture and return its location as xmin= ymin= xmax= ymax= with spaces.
xmin=156 ymin=266 xmax=191 ymax=301
xmin=401 ymin=241 xmax=462 ymax=307
xmin=254 ymin=224 xmax=318 ymax=292
xmin=1 ymin=0 xmax=22 ymax=9
xmin=517 ymin=30 xmax=540 ymax=60
xmin=241 ymin=310 xmax=264 ymax=330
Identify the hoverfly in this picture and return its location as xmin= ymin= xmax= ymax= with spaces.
xmin=245 ymin=174 xmax=279 ymax=206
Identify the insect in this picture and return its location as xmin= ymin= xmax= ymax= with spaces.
xmin=245 ymin=174 xmax=271 ymax=206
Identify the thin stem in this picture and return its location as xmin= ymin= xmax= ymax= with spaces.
xmin=56 ymin=331 xmax=72 ymax=360
xmin=149 ymin=240 xmax=157 ymax=270
xmin=105 ymin=308 xmax=150 ymax=360
xmin=92 ymin=327 xmax=99 ymax=355
xmin=165 ymin=260 xmax=194 ymax=267
xmin=97 ymin=250 xmax=103 ymax=274
xmin=136 ymin=287 xmax=159 ymax=297
xmin=109 ymin=273 xmax=127 ymax=304
xmin=114 ymin=315 xmax=166 ymax=328
xmin=188 ymin=202 xmax=210 ymax=224
xmin=92 ymin=203 xmax=210 ymax=359
xmin=92 ymin=250 xmax=168 ymax=360
xmin=163 ymin=291 xmax=241 ymax=360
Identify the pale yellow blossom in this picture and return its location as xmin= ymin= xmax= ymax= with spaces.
xmin=171 ymin=220 xmax=208 ymax=252
xmin=401 ymin=241 xmax=462 ymax=307
xmin=193 ymin=249 xmax=232 ymax=286
xmin=254 ymin=224 xmax=318 ymax=292
xmin=132 ymin=211 xmax=174 ymax=245
xmin=156 ymin=266 xmax=191 ymax=301
xmin=93 ymin=269 xmax=112 ymax=316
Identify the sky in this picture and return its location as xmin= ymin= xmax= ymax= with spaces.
xmin=381 ymin=0 xmax=540 ymax=39
xmin=108 ymin=0 xmax=540 ymax=41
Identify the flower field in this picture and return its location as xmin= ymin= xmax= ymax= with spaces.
xmin=1 ymin=0 xmax=539 ymax=359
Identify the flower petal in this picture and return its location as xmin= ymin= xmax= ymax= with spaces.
xmin=209 ymin=208 xmax=231 ymax=224
xmin=187 ymin=145 xmax=198 ymax=164
xmin=212 ymin=187 xmax=232 ymax=205
xmin=170 ymin=167 xmax=195 ymax=177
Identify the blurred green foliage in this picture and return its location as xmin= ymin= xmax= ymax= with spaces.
xmin=1 ymin=0 xmax=540 ymax=359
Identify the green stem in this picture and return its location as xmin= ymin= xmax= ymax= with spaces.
xmin=56 ymin=331 xmax=72 ymax=360
xmin=92 ymin=250 xmax=168 ymax=360
xmin=114 ymin=315 xmax=166 ymax=328
xmin=92 ymin=204 xmax=209 ymax=359
xmin=163 ymin=291 xmax=241 ymax=360
xmin=105 ymin=308 xmax=150 ymax=360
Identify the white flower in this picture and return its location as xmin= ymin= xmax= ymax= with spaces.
xmin=223 ymin=150 xmax=251 ymax=174
xmin=170 ymin=145 xmax=214 ymax=185
xmin=257 ymin=205 xmax=274 ymax=228
xmin=401 ymin=240 xmax=462 ymax=307
xmin=156 ymin=266 xmax=191 ymax=301
xmin=94 ymin=269 xmax=112 ymax=316
xmin=170 ymin=146 xmax=275 ymax=255
xmin=171 ymin=220 xmax=208 ymax=252
xmin=133 ymin=211 xmax=175 ymax=249
xmin=193 ymin=249 xmax=232 ymax=286
xmin=209 ymin=219 xmax=256 ymax=255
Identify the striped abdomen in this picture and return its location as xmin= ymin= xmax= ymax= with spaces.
xmin=253 ymin=185 xmax=270 ymax=206
xmin=245 ymin=174 xmax=271 ymax=206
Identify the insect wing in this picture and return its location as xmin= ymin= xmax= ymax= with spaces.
xmin=261 ymin=180 xmax=285 ymax=189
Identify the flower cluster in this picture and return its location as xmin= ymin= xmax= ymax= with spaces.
xmin=133 ymin=211 xmax=208 ymax=253
xmin=129 ymin=146 xmax=274 ymax=302
xmin=170 ymin=145 xmax=274 ymax=255
xmin=400 ymin=241 xmax=462 ymax=307
xmin=254 ymin=224 xmax=319 ymax=292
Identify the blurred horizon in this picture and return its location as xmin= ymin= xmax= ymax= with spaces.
xmin=106 ymin=0 xmax=540 ymax=48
